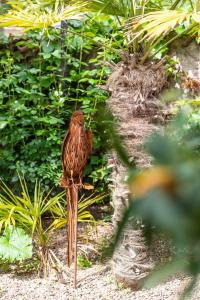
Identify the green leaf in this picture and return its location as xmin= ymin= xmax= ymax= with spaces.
xmin=52 ymin=50 xmax=62 ymax=59
xmin=41 ymin=41 xmax=55 ymax=54
xmin=0 ymin=225 xmax=32 ymax=262
xmin=0 ymin=121 xmax=8 ymax=130
xmin=29 ymin=68 xmax=40 ymax=74
xmin=41 ymin=53 xmax=51 ymax=59
xmin=40 ymin=76 xmax=52 ymax=88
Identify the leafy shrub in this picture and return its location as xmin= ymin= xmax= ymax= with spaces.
xmin=0 ymin=16 xmax=123 ymax=192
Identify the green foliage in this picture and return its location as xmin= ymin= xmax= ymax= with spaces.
xmin=95 ymin=107 xmax=134 ymax=169
xmin=77 ymin=254 xmax=92 ymax=268
xmin=0 ymin=175 xmax=99 ymax=248
xmin=0 ymin=16 xmax=123 ymax=191
xmin=127 ymin=0 xmax=200 ymax=59
xmin=0 ymin=225 xmax=32 ymax=262
xmin=1 ymin=0 xmax=199 ymax=62
xmin=0 ymin=174 xmax=100 ymax=274
xmin=83 ymin=0 xmax=150 ymax=18
xmin=0 ymin=0 xmax=86 ymax=29
xmin=0 ymin=176 xmax=65 ymax=245
xmin=97 ymin=235 xmax=114 ymax=262
xmin=49 ymin=192 xmax=105 ymax=230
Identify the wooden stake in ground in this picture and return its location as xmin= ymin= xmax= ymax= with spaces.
xmin=60 ymin=111 xmax=92 ymax=288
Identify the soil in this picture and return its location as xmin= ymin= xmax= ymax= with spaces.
xmin=0 ymin=223 xmax=199 ymax=300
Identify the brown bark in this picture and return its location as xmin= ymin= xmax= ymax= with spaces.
xmin=105 ymin=53 xmax=166 ymax=288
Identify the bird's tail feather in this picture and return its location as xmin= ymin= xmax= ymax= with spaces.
xmin=67 ymin=185 xmax=78 ymax=288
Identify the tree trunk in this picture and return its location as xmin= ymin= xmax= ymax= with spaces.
xmin=106 ymin=53 xmax=166 ymax=289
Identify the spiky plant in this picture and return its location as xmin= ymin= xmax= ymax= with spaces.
xmin=0 ymin=175 xmax=100 ymax=275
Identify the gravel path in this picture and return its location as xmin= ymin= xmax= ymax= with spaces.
xmin=0 ymin=264 xmax=199 ymax=300
xmin=0 ymin=224 xmax=199 ymax=300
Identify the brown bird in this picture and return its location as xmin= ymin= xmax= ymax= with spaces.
xmin=60 ymin=110 xmax=92 ymax=288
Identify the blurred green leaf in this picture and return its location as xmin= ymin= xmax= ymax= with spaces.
xmin=145 ymin=134 xmax=179 ymax=165
xmin=144 ymin=257 xmax=188 ymax=289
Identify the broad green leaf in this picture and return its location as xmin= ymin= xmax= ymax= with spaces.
xmin=0 ymin=225 xmax=32 ymax=262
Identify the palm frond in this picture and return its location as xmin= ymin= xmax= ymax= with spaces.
xmin=0 ymin=177 xmax=103 ymax=235
xmin=0 ymin=1 xmax=87 ymax=30
xmin=49 ymin=193 xmax=105 ymax=230
xmin=78 ymin=0 xmax=151 ymax=18
xmin=0 ymin=177 xmax=65 ymax=235
xmin=128 ymin=10 xmax=193 ymax=43
xmin=76 ymin=0 xmax=183 ymax=18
